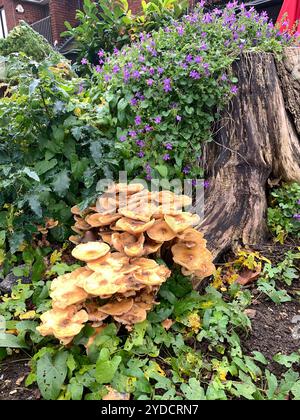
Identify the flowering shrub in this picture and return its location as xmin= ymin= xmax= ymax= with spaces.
xmin=268 ymin=183 xmax=300 ymax=243
xmin=84 ymin=2 xmax=295 ymax=180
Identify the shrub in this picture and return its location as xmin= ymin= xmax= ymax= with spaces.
xmin=63 ymin=0 xmax=189 ymax=65
xmin=268 ymin=182 xmax=300 ymax=243
xmin=85 ymin=4 xmax=294 ymax=180
xmin=0 ymin=21 xmax=61 ymax=62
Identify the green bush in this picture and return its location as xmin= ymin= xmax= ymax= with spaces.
xmin=0 ymin=21 xmax=61 ymax=62
xmin=268 ymin=183 xmax=300 ymax=243
xmin=63 ymin=0 xmax=188 ymax=65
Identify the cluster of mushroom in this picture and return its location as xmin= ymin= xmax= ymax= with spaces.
xmin=37 ymin=183 xmax=215 ymax=345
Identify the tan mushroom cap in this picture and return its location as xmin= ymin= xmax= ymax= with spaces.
xmin=82 ymin=270 xmax=124 ymax=296
xmin=194 ymin=261 xmax=216 ymax=279
xmin=164 ymin=213 xmax=200 ymax=233
xmin=86 ymin=213 xmax=121 ymax=227
xmin=84 ymin=302 xmax=109 ymax=322
xmin=147 ymin=220 xmax=176 ymax=242
xmin=153 ymin=190 xmax=176 ymax=204
xmin=177 ymin=228 xmax=207 ymax=248
xmin=72 ymin=241 xmax=110 ymax=262
xmin=131 ymin=257 xmax=159 ymax=270
xmin=74 ymin=219 xmax=91 ymax=231
xmin=115 ymin=217 xmax=155 ymax=235
xmin=143 ymin=238 xmax=162 ymax=255
xmin=50 ymin=272 xmax=89 ymax=309
xmin=99 ymin=231 xmax=114 ymax=246
xmin=86 ymin=252 xmax=129 ymax=272
xmin=171 ymin=243 xmax=213 ymax=272
xmin=37 ymin=306 xmax=88 ymax=340
xmin=96 ymin=194 xmax=119 ymax=215
xmin=69 ymin=235 xmax=82 ymax=245
xmin=112 ymin=232 xmax=145 ymax=257
xmin=71 ymin=205 xmax=83 ymax=216
xmin=81 ymin=230 xmax=98 ymax=243
xmin=134 ymin=264 xmax=171 ymax=286
xmin=106 ymin=183 xmax=145 ymax=195
xmin=114 ymin=304 xmax=147 ymax=327
xmin=100 ymin=298 xmax=134 ymax=316
xmin=118 ymin=204 xmax=157 ymax=222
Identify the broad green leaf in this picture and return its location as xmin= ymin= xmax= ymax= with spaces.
xmin=181 ymin=378 xmax=206 ymax=400
xmin=37 ymin=351 xmax=68 ymax=400
xmin=0 ymin=333 xmax=28 ymax=349
xmin=52 ymin=170 xmax=71 ymax=197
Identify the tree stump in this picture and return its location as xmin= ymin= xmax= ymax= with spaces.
xmin=200 ymin=47 xmax=300 ymax=260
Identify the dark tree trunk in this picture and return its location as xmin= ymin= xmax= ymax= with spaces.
xmin=200 ymin=47 xmax=300 ymax=260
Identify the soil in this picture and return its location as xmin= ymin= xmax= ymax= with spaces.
xmin=0 ymin=354 xmax=40 ymax=400
xmin=242 ymin=299 xmax=300 ymax=376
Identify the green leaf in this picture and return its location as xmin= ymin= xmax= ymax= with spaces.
xmin=9 ymin=232 xmax=25 ymax=254
xmin=180 ymin=378 xmax=206 ymax=400
xmin=28 ymin=195 xmax=42 ymax=218
xmin=0 ymin=333 xmax=28 ymax=349
xmin=265 ymin=370 xmax=278 ymax=399
xmin=95 ymin=348 xmax=122 ymax=384
xmin=35 ymin=159 xmax=58 ymax=176
xmin=273 ymin=353 xmax=300 ymax=368
xmin=252 ymin=351 xmax=268 ymax=365
xmin=37 ymin=351 xmax=68 ymax=400
xmin=52 ymin=170 xmax=71 ymax=197
xmin=29 ymin=79 xmax=40 ymax=95
xmin=52 ymin=125 xmax=65 ymax=143
xmin=124 ymin=320 xmax=148 ymax=351
xmin=155 ymin=165 xmax=168 ymax=178
xmin=22 ymin=167 xmax=40 ymax=182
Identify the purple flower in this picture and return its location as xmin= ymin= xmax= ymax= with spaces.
xmin=144 ymin=124 xmax=152 ymax=132
xmin=177 ymin=26 xmax=184 ymax=36
xmin=194 ymin=56 xmax=202 ymax=64
xmin=165 ymin=143 xmax=173 ymax=150
xmin=163 ymin=78 xmax=172 ymax=92
xmin=149 ymin=67 xmax=155 ymax=76
xmin=104 ymin=74 xmax=112 ymax=82
xmin=157 ymin=67 xmax=164 ymax=75
xmin=293 ymin=214 xmax=300 ymax=220
xmin=203 ymin=180 xmax=210 ymax=189
xmin=176 ymin=115 xmax=182 ymax=122
xmin=297 ymin=200 xmax=300 ymax=205
xmin=190 ymin=70 xmax=200 ymax=80
xmin=95 ymin=65 xmax=102 ymax=73
xmin=130 ymin=98 xmax=138 ymax=106
xmin=119 ymin=135 xmax=127 ymax=142
xmin=231 ymin=85 xmax=238 ymax=95
xmin=132 ymin=70 xmax=141 ymax=79
xmin=138 ymin=151 xmax=145 ymax=158
xmin=81 ymin=58 xmax=88 ymax=65
xmin=135 ymin=115 xmax=142 ymax=125
xmin=147 ymin=78 xmax=154 ymax=86
xmin=221 ymin=73 xmax=227 ymax=81
xmin=98 ymin=50 xmax=105 ymax=57
xmin=129 ymin=130 xmax=137 ymax=138
xmin=186 ymin=54 xmax=193 ymax=63
xmin=200 ymin=42 xmax=208 ymax=51
xmin=136 ymin=140 xmax=145 ymax=148
xmin=183 ymin=166 xmax=190 ymax=175
xmin=112 ymin=65 xmax=120 ymax=74
xmin=163 ymin=154 xmax=170 ymax=161
xmin=154 ymin=116 xmax=162 ymax=124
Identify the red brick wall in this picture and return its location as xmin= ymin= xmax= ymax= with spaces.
xmin=0 ymin=0 xmax=48 ymax=31
xmin=49 ymin=0 xmax=82 ymax=44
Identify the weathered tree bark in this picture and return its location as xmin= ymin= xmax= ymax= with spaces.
xmin=200 ymin=47 xmax=300 ymax=260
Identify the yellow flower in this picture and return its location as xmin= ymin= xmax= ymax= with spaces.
xmin=74 ymin=108 xmax=81 ymax=117
xmin=188 ymin=313 xmax=201 ymax=333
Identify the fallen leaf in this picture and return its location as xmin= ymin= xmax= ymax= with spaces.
xmin=236 ymin=269 xmax=261 ymax=286
xmin=16 ymin=375 xmax=26 ymax=386
xmin=244 ymin=309 xmax=257 ymax=319
xmin=103 ymin=386 xmax=130 ymax=400
xmin=19 ymin=310 xmax=36 ymax=320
